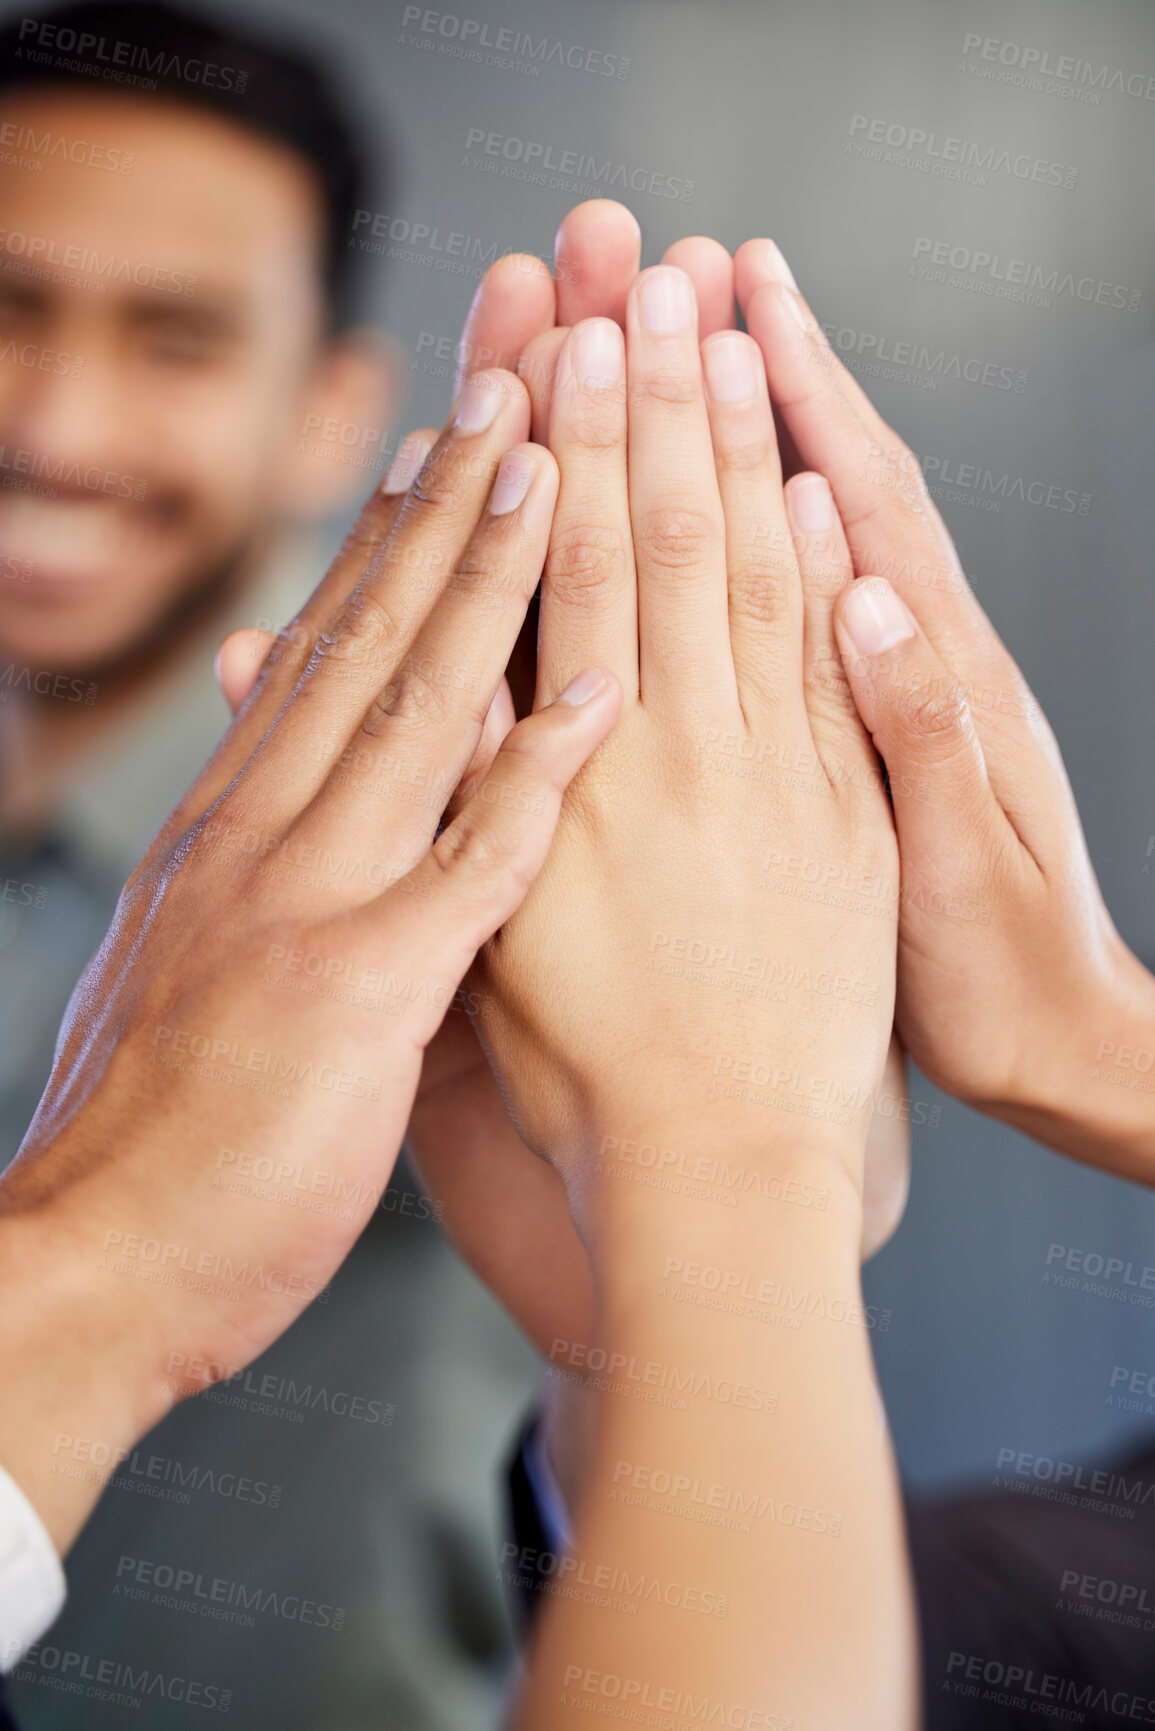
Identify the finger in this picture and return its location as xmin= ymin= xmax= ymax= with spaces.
xmin=216 ymin=628 xmax=276 ymax=718
xmin=537 ymin=318 xmax=638 ymax=701
xmin=699 ymin=329 xmax=801 ymax=725
xmin=449 ymin=678 xmax=517 ymax=814
xmin=663 ymin=235 xmax=735 ymax=337
xmin=625 ymin=266 xmax=734 ymax=716
xmin=519 ymin=326 xmax=569 ymax=445
xmin=159 ymin=434 xmax=438 ymax=853
xmin=833 ymin=577 xmax=1012 ymax=880
xmin=213 ymin=431 xmax=437 ymax=734
xmin=454 ymin=253 xmax=556 ymax=395
xmin=554 ymin=199 xmax=642 ymax=326
xmin=735 ymin=239 xmax=892 ymax=436
xmin=736 ymin=243 xmax=1005 ymax=683
xmin=784 ymin=471 xmax=878 ymax=787
xmin=377 ymin=669 xmax=623 ymax=1046
xmin=292 ymin=444 xmax=561 ymax=876
xmin=239 ymin=373 xmax=532 ymax=832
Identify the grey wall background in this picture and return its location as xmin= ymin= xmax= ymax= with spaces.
xmin=225 ymin=0 xmax=1155 ymax=1495
xmin=2 ymin=0 xmax=1152 ymax=1688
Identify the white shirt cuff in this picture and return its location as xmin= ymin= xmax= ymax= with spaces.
xmin=0 ymin=1463 xmax=66 ymax=1671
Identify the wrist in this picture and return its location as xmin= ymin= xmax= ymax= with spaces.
xmin=0 ymin=1207 xmax=174 ymax=1554
xmin=1002 ymin=946 xmax=1155 ymax=1178
xmin=579 ymin=1128 xmax=865 ymax=1334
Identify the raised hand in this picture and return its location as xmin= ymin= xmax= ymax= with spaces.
xmin=383 ymin=211 xmax=909 ymax=1359
xmin=733 ymin=240 xmax=1155 ymax=1175
xmin=472 ymin=268 xmax=899 ymax=1208
xmin=471 ymin=266 xmax=914 ymax=1729
xmin=0 ymin=370 xmax=620 ymax=1552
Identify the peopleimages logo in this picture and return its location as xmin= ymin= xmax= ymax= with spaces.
xmin=115 ymin=1554 xmax=347 ymax=1631
xmin=16 ymin=17 xmax=248 ymax=92
xmin=11 ymin=1642 xmax=230 ymax=1713
xmin=463 ymin=127 xmax=694 ymax=202
xmin=910 ymin=237 xmax=1141 ymax=313
xmin=960 ymin=33 xmax=1155 ymax=103
xmin=847 ymin=114 xmax=1077 ymax=189
xmin=0 ymin=445 xmax=147 ymax=499
xmin=0 ymin=227 xmax=196 ymax=294
xmin=944 ymin=1650 xmax=1155 ymax=1723
xmin=0 ymin=120 xmax=133 ymax=173
xmin=819 ymin=322 xmax=1026 ymax=394
xmin=399 ymin=8 xmax=630 ymax=79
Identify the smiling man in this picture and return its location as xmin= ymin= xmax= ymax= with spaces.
xmin=0 ymin=5 xmax=546 ymax=1729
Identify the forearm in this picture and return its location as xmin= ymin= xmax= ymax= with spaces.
xmin=516 ymin=1138 xmax=919 ymax=1731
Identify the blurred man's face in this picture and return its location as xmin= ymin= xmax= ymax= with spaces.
xmin=0 ymin=89 xmax=334 ymax=673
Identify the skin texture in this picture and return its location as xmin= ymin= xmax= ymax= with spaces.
xmin=225 ymin=261 xmax=919 ymax=1730
xmin=390 ymin=206 xmax=1150 ymax=1358
xmin=476 ymin=272 xmax=916 ymax=1731
xmin=5 ymin=193 xmax=1142 ymax=1725
xmin=0 ymin=367 xmax=621 ymax=1553
xmin=219 ymin=209 xmax=914 ymax=1364
xmin=729 ymin=237 xmax=1155 ymax=1175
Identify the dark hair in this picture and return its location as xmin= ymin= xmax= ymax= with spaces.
xmin=0 ymin=0 xmax=386 ymax=330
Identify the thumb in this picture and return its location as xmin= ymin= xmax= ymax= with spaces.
xmin=833 ymin=575 xmax=998 ymax=850
xmin=214 ymin=628 xmax=277 ymax=717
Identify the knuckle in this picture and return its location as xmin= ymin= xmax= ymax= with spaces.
xmin=806 ymin=661 xmax=863 ymax=727
xmin=337 ymin=500 xmax=392 ymax=566
xmin=453 ymin=541 xmax=532 ymax=609
xmin=402 ymin=446 xmax=472 ymax=516
xmin=436 ymin=816 xmax=535 ymax=899
xmin=896 ymin=676 xmax=971 ymax=742
xmin=561 ymin=399 xmax=625 ymax=453
xmin=714 ymin=429 xmax=774 ymax=479
xmin=260 ymin=619 xmax=312 ymax=681
xmin=315 ymin=588 xmax=401 ymax=676
xmin=640 ymin=364 xmax=704 ymax=410
xmin=636 ymin=505 xmax=720 ymax=575
xmin=728 ymin=562 xmax=795 ymax=630
xmin=361 ymin=662 xmax=447 ymax=736
xmin=547 ymin=523 xmax=628 ymax=606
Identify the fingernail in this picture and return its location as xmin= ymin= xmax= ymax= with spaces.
xmin=573 ymin=319 xmax=624 ymax=389
xmin=790 ymin=474 xmax=834 ymax=532
xmin=382 ymin=433 xmax=433 ymax=495
xmin=638 ymin=266 xmax=694 ymax=334
xmin=703 ymin=334 xmax=760 ymax=403
xmin=488 ymin=451 xmax=537 ymax=516
xmin=455 ymin=374 xmax=504 ymax=433
xmin=842 ymin=579 xmax=916 ymax=657
xmin=555 ymin=667 xmax=607 ymax=706
xmin=763 ymin=239 xmax=798 ymax=290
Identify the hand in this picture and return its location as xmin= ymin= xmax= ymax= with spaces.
xmin=363 ymin=211 xmax=908 ymax=1357
xmin=470 ymin=264 xmax=899 ymax=1236
xmin=215 ymin=204 xmax=651 ymax=1358
xmin=475 ymin=268 xmax=914 ymax=1731
xmin=0 ymin=370 xmax=620 ymax=1551
xmin=460 ymin=206 xmax=907 ymax=1309
xmin=732 ymin=239 xmax=1155 ymax=1176
xmin=226 ymin=205 xmax=915 ymax=1357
